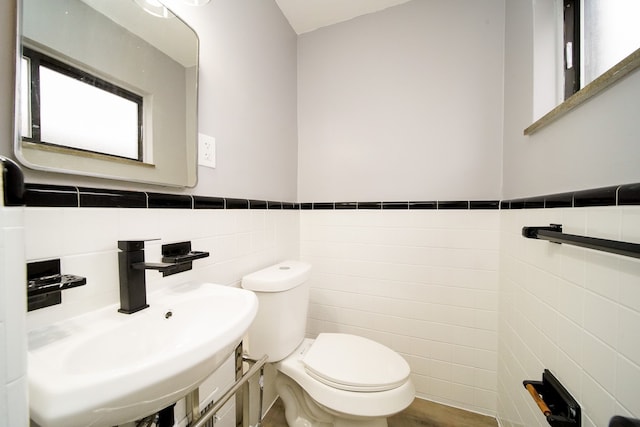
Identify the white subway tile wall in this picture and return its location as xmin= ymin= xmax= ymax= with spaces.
xmin=23 ymin=208 xmax=300 ymax=330
xmin=498 ymin=206 xmax=640 ymax=427
xmin=300 ymin=209 xmax=501 ymax=416
xmin=6 ymin=200 xmax=640 ymax=427
xmin=0 ymin=203 xmax=29 ymax=427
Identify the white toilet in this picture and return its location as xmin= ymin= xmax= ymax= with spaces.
xmin=241 ymin=261 xmax=415 ymax=427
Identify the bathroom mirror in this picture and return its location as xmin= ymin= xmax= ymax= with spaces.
xmin=15 ymin=0 xmax=198 ymax=187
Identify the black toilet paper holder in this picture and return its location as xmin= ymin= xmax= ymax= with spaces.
xmin=523 ymin=370 xmax=581 ymax=427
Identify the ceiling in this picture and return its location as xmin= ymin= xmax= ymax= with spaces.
xmin=274 ymin=0 xmax=413 ymax=34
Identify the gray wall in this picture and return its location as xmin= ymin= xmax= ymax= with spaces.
xmin=297 ymin=0 xmax=505 ymax=202
xmin=502 ymin=0 xmax=640 ymax=199
xmin=166 ymin=0 xmax=299 ymax=201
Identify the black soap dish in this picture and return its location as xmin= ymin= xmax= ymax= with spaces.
xmin=160 ymin=241 xmax=209 ymax=276
xmin=27 ymin=259 xmax=86 ymax=311
xmin=523 ymin=370 xmax=581 ymax=427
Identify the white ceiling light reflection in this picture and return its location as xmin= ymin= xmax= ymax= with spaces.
xmin=133 ymin=0 xmax=175 ymax=18
xmin=182 ymin=0 xmax=211 ymax=5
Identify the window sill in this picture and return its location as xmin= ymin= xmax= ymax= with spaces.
xmin=21 ymin=140 xmax=154 ymax=168
xmin=524 ymin=47 xmax=640 ymax=135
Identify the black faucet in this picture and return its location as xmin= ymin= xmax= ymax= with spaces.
xmin=117 ymin=240 xmax=210 ymax=314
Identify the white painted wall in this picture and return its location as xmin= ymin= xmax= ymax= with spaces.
xmin=502 ymin=0 xmax=640 ymax=199
xmin=297 ymin=0 xmax=505 ymax=202
xmin=163 ymin=0 xmax=299 ymax=201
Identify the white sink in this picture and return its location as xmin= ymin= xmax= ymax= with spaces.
xmin=28 ymin=282 xmax=258 ymax=427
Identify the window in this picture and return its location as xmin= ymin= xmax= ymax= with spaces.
xmin=564 ymin=0 xmax=640 ymax=99
xmin=21 ymin=47 xmax=144 ymax=161
xmin=563 ymin=0 xmax=580 ymax=99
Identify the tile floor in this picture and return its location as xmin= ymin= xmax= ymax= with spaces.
xmin=261 ymin=397 xmax=498 ymax=427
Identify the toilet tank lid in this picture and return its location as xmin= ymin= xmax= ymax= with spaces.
xmin=241 ymin=261 xmax=311 ymax=292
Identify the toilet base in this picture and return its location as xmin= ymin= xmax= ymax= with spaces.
xmin=275 ymin=373 xmax=388 ymax=427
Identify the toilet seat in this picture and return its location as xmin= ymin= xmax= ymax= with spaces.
xmin=276 ymin=337 xmax=415 ymax=418
xmin=302 ymin=333 xmax=410 ymax=392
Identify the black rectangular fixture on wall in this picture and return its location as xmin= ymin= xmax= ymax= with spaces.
xmin=524 ymin=370 xmax=580 ymax=427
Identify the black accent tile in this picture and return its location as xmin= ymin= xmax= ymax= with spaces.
xmin=282 ymin=203 xmax=298 ymax=210
xmin=335 ymin=202 xmax=357 ymax=210
xmin=506 ymin=197 xmax=545 ymax=209
xmin=618 ymin=183 xmax=640 ymax=205
xmin=225 ymin=198 xmax=249 ymax=209
xmin=500 ymin=201 xmax=510 ymax=210
xmin=147 ymin=193 xmax=192 ymax=209
xmin=409 ymin=201 xmax=437 ymax=210
xmin=313 ymin=203 xmax=334 ymax=210
xmin=268 ymin=201 xmax=283 ymax=210
xmin=470 ymin=200 xmax=500 ymax=210
xmin=193 ymin=196 xmax=225 ymax=209
xmin=1 ymin=157 xmax=24 ymax=206
xmin=300 ymin=203 xmax=313 ymax=210
xmin=573 ymin=186 xmax=618 ymax=207
xmin=509 ymin=200 xmax=526 ymax=209
xmin=382 ymin=202 xmax=409 ymax=210
xmin=249 ymin=200 xmax=268 ymax=209
xmin=438 ymin=201 xmax=469 ymax=210
xmin=357 ymin=202 xmax=382 ymax=210
xmin=525 ymin=200 xmax=545 ymax=209
xmin=544 ymin=192 xmax=573 ymax=208
xmin=24 ymin=184 xmax=78 ymax=207
xmin=78 ymin=187 xmax=146 ymax=208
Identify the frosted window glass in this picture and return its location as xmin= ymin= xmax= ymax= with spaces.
xmin=583 ymin=0 xmax=640 ymax=86
xmin=39 ymin=66 xmax=140 ymax=160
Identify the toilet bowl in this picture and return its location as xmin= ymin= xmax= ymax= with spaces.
xmin=276 ymin=336 xmax=415 ymax=426
xmin=241 ymin=261 xmax=415 ymax=427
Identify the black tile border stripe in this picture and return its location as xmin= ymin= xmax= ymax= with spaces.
xmin=147 ymin=192 xmax=192 ymax=209
xmin=16 ymin=183 xmax=640 ymax=210
xmin=78 ymin=187 xmax=147 ymax=208
xmin=24 ymin=184 xmax=79 ymax=207
xmin=193 ymin=196 xmax=224 ymax=209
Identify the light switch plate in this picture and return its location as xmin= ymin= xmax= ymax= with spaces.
xmin=198 ymin=133 xmax=216 ymax=168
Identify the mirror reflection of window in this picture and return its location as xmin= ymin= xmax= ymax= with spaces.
xmin=39 ymin=67 xmax=141 ymax=160
xmin=16 ymin=0 xmax=199 ymax=187
xmin=21 ymin=48 xmax=144 ymax=162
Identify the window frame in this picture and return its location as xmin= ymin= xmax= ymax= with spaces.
xmin=22 ymin=46 xmax=144 ymax=162
xmin=563 ymin=0 xmax=581 ymax=99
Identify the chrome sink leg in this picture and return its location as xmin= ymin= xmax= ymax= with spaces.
xmin=186 ymin=388 xmax=201 ymax=425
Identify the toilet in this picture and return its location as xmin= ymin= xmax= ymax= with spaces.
xmin=241 ymin=261 xmax=415 ymax=427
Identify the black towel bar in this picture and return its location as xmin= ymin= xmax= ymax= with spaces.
xmin=522 ymin=224 xmax=640 ymax=260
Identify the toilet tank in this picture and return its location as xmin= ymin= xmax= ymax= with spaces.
xmin=241 ymin=261 xmax=311 ymax=362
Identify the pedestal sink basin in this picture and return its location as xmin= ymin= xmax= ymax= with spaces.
xmin=27 ymin=282 xmax=258 ymax=427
